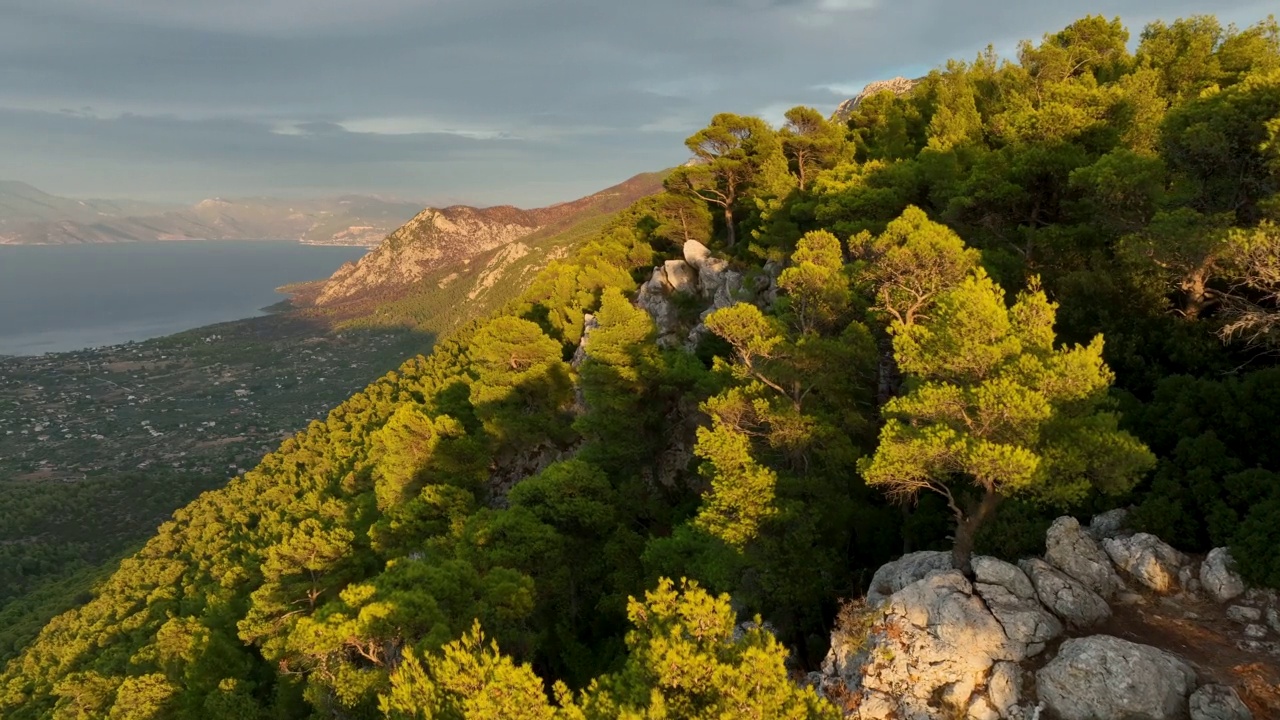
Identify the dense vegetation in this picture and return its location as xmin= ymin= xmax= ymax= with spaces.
xmin=3 ymin=12 xmax=1279 ymax=719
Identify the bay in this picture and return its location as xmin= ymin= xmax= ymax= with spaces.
xmin=0 ymin=241 xmax=365 ymax=356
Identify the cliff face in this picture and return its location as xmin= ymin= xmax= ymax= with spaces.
xmin=313 ymin=172 xmax=666 ymax=308
xmin=832 ymin=76 xmax=921 ymax=123
xmin=315 ymin=205 xmax=542 ymax=305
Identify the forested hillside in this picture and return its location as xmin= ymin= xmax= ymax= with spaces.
xmin=3 ymin=13 xmax=1279 ymax=719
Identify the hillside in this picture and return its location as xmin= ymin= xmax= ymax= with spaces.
xmin=3 ymin=12 xmax=1280 ymax=720
xmin=306 ymin=171 xmax=665 ymax=332
xmin=0 ymin=183 xmax=424 ymax=246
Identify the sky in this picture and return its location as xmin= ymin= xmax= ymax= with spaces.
xmin=0 ymin=0 xmax=1275 ymax=208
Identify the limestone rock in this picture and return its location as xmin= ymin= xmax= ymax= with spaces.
xmin=1037 ymin=635 xmax=1196 ymax=720
xmin=1180 ymin=563 xmax=1203 ymax=595
xmin=865 ymin=550 xmax=952 ymax=606
xmin=1267 ymin=607 xmax=1280 ymax=633
xmin=1202 ymin=547 xmax=1247 ymax=603
xmin=1020 ymin=558 xmax=1111 ymax=628
xmin=850 ymin=571 xmax=1022 ymax=720
xmin=1046 ymin=516 xmax=1123 ymax=598
xmin=661 ymin=259 xmax=697 ymax=293
xmin=1228 ymin=605 xmax=1262 ymax=624
xmin=987 ymin=661 xmax=1021 ymax=718
xmin=974 ymin=581 xmax=1063 ymax=657
xmin=1089 ymin=508 xmax=1130 ymax=539
xmin=1103 ymin=533 xmax=1187 ymax=593
xmin=973 ymin=556 xmax=1036 ymax=600
xmin=1189 ymin=684 xmax=1253 ymax=720
xmin=1244 ymin=624 xmax=1268 ymax=639
xmin=682 ymin=239 xmax=712 ymax=269
xmin=832 ymin=76 xmax=921 ymax=122
xmin=635 ymin=268 xmax=680 ymax=345
xmin=570 ymin=313 xmax=598 ymax=369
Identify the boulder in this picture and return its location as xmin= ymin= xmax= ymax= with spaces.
xmin=849 ymin=571 xmax=1023 ymax=719
xmin=1180 ymin=563 xmax=1203 ymax=595
xmin=973 ymin=555 xmax=1036 ymax=600
xmin=1045 ymin=516 xmax=1123 ymax=598
xmin=973 ymin=581 xmax=1063 ymax=657
xmin=1201 ymin=548 xmax=1247 ymax=603
xmin=1243 ymin=624 xmax=1268 ymax=639
xmin=682 ymin=239 xmax=712 ymax=269
xmin=662 ymin=259 xmax=697 ymax=294
xmin=1189 ymin=684 xmax=1253 ymax=720
xmin=1268 ymin=607 xmax=1280 ymax=633
xmin=1103 ymin=533 xmax=1187 ymax=594
xmin=1227 ymin=605 xmax=1262 ymax=624
xmin=1020 ymin=558 xmax=1111 ymax=628
xmin=1089 ymin=508 xmax=1130 ymax=539
xmin=635 ymin=268 xmax=681 ymax=345
xmin=1036 ymin=635 xmax=1196 ymax=720
xmin=865 ymin=550 xmax=952 ymax=606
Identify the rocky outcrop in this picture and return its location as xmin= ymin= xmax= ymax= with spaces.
xmin=1103 ymin=533 xmax=1187 ymax=594
xmin=1045 ymin=516 xmax=1123 ymax=598
xmin=1202 ymin=547 xmax=1247 ymax=603
xmin=1190 ymin=684 xmax=1254 ymax=720
xmin=973 ymin=556 xmax=1062 ymax=656
xmin=843 ymin=572 xmax=1023 ymax=719
xmin=818 ymin=517 xmax=1273 ymax=719
xmin=317 ymin=205 xmax=541 ymax=305
xmin=865 ymin=550 xmax=952 ymax=605
xmin=1020 ymin=558 xmax=1112 ymax=629
xmin=634 ymin=240 xmax=749 ymax=349
xmin=832 ymin=77 xmax=921 ymax=122
xmin=1037 ymin=635 xmax=1196 ymax=720
xmin=1088 ymin=508 xmax=1129 ymax=539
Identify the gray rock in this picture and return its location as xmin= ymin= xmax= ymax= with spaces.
xmin=1244 ymin=624 xmax=1268 ymax=639
xmin=1180 ymin=563 xmax=1203 ymax=595
xmin=865 ymin=550 xmax=952 ymax=606
xmin=988 ymin=661 xmax=1021 ymax=717
xmin=1189 ymin=684 xmax=1253 ymax=720
xmin=635 ymin=268 xmax=681 ymax=342
xmin=1202 ymin=548 xmax=1247 ymax=603
xmin=1228 ymin=605 xmax=1262 ymax=624
xmin=850 ymin=571 xmax=1022 ymax=719
xmin=974 ymin=555 xmax=1036 ymax=600
xmin=1020 ymin=558 xmax=1112 ymax=629
xmin=1037 ymin=635 xmax=1196 ymax=720
xmin=682 ymin=239 xmax=712 ymax=269
xmin=1089 ymin=507 xmax=1130 ymax=539
xmin=1103 ymin=533 xmax=1187 ymax=594
xmin=570 ymin=313 xmax=598 ymax=369
xmin=1046 ymin=516 xmax=1123 ymax=598
xmin=974 ymin=581 xmax=1062 ymax=657
xmin=662 ymin=259 xmax=697 ymax=294
xmin=1267 ymin=607 xmax=1280 ymax=633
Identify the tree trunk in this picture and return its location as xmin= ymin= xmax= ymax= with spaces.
xmin=679 ymin=208 xmax=690 ymax=244
xmin=951 ymin=488 xmax=1002 ymax=578
xmin=1182 ymin=269 xmax=1210 ymax=320
xmin=876 ymin=333 xmax=901 ymax=406
xmin=724 ymin=206 xmax=736 ymax=248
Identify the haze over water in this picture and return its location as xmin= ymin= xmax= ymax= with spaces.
xmin=0 ymin=241 xmax=366 ymax=356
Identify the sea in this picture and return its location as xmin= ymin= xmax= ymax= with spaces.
xmin=0 ymin=241 xmax=367 ymax=356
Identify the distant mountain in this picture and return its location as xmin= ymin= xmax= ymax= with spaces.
xmin=831 ymin=76 xmax=922 ymax=123
xmin=311 ymin=172 xmax=666 ymax=316
xmin=0 ymin=182 xmax=424 ymax=246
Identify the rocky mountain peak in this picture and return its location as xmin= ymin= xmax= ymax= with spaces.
xmin=832 ymin=76 xmax=921 ymax=123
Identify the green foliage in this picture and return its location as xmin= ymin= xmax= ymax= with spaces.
xmin=8 ymin=11 xmax=1280 ymax=720
xmin=861 ymin=272 xmax=1155 ymax=569
xmin=571 ymin=578 xmax=839 ymax=720
xmin=381 ymin=622 xmax=557 ymax=720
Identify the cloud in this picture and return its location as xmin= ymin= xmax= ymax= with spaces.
xmin=0 ymin=0 xmax=1275 ymax=204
